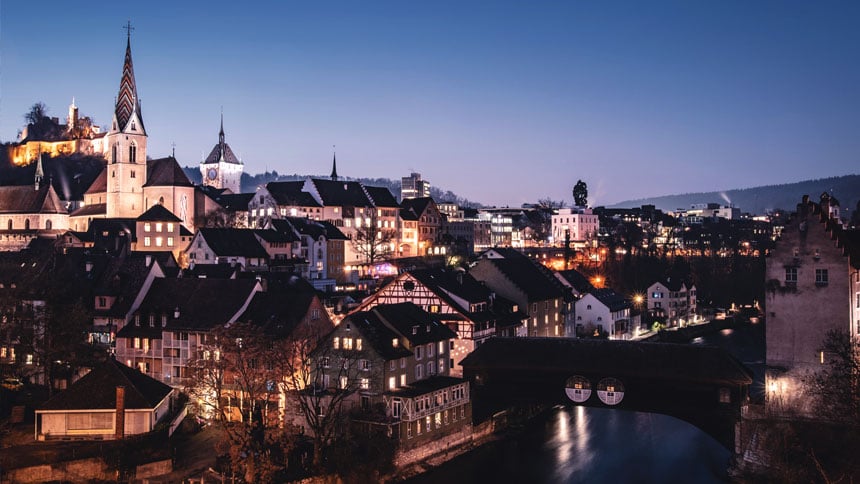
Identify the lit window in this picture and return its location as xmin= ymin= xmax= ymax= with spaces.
xmin=389 ymin=377 xmax=396 ymax=390
xmin=356 ymin=338 xmax=363 ymax=351
xmin=144 ymin=236 xmax=151 ymax=247
xmin=333 ymin=337 xmax=340 ymax=349
xmin=167 ymin=237 xmax=174 ymax=247
xmin=360 ymin=378 xmax=369 ymax=390
xmin=144 ymin=223 xmax=151 ymax=232
xmin=167 ymin=223 xmax=174 ymax=232
xmin=155 ymin=237 xmax=163 ymax=247
xmin=156 ymin=223 xmax=163 ymax=231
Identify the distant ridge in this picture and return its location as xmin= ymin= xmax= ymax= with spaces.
xmin=182 ymin=168 xmax=484 ymax=208
xmin=609 ymin=174 xmax=860 ymax=215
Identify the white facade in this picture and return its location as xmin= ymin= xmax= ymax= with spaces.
xmin=552 ymin=208 xmax=599 ymax=244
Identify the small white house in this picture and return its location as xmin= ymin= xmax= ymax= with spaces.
xmin=35 ymin=359 xmax=173 ymax=441
xmin=574 ymin=289 xmax=632 ymax=339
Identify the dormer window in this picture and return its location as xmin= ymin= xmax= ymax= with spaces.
xmin=392 ymin=338 xmax=399 ymax=348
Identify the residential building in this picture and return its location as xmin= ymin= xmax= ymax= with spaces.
xmin=551 ymin=207 xmax=599 ymax=247
xmin=765 ymin=193 xmax=860 ymax=414
xmin=646 ymin=279 xmax=697 ymax=327
xmin=574 ymin=289 xmax=632 ymax=339
xmin=35 ymin=359 xmax=174 ymax=441
xmin=400 ymin=197 xmax=444 ymax=257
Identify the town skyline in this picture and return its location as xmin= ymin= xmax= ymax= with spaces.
xmin=2 ymin=1 xmax=858 ymax=207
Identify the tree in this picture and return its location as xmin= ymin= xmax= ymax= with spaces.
xmin=198 ymin=207 xmax=246 ymax=228
xmin=804 ymin=330 xmax=860 ymax=426
xmin=273 ymin=322 xmax=378 ymax=472
xmin=187 ymin=322 xmax=290 ymax=482
xmin=351 ymin=209 xmax=396 ymax=264
xmin=24 ymin=102 xmax=48 ymax=125
xmin=573 ymin=180 xmax=588 ymax=207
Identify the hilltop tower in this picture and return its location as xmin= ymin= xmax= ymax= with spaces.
xmin=105 ymin=23 xmax=147 ymax=218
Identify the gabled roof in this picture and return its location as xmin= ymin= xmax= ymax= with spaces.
xmin=184 ymin=262 xmax=239 ymax=279
xmin=372 ymin=302 xmax=457 ymax=345
xmin=471 ymin=258 xmax=564 ymax=301
xmin=410 ymin=269 xmax=490 ymax=305
xmin=364 ymin=186 xmax=400 ymax=208
xmin=69 ymin=203 xmax=107 ymax=218
xmin=137 ymin=204 xmax=182 ymax=222
xmin=309 ymin=178 xmax=372 ymax=207
xmin=272 ymin=217 xmax=348 ymax=241
xmin=590 ymin=288 xmax=631 ymax=312
xmin=214 ymin=192 xmax=254 ymax=211
xmin=266 ymin=181 xmax=321 ymax=207
xmin=144 ymin=157 xmax=194 ymax=187
xmin=84 ymin=167 xmax=107 ymax=194
xmin=254 ymin=228 xmax=299 ymax=244
xmin=240 ymin=285 xmax=329 ymax=338
xmin=655 ymin=278 xmax=686 ymax=292
xmin=0 ymin=184 xmax=67 ymax=215
xmin=39 ymin=359 xmax=171 ymax=411
xmin=400 ymin=197 xmax=435 ymax=219
xmin=556 ymin=269 xmax=595 ymax=294
xmin=345 ymin=310 xmax=413 ymax=360
xmin=197 ymin=228 xmax=269 ymax=258
xmin=124 ymin=277 xmax=260 ymax=331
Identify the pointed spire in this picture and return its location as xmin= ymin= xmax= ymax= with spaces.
xmin=219 ymin=109 xmax=225 ymax=146
xmin=115 ymin=21 xmax=141 ymax=132
xmin=35 ymin=152 xmax=44 ymax=191
xmin=330 ymin=145 xmax=338 ymax=181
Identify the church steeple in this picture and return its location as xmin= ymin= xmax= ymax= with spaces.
xmin=219 ymin=111 xmax=225 ymax=147
xmin=330 ymin=147 xmax=338 ymax=181
xmin=113 ymin=21 xmax=144 ymax=134
xmin=34 ymin=152 xmax=44 ymax=191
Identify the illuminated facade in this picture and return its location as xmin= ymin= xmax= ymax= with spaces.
xmin=200 ymin=115 xmax=243 ymax=194
xmin=551 ymin=207 xmax=599 ymax=246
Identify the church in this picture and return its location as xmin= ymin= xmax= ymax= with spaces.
xmin=69 ymin=30 xmax=202 ymax=233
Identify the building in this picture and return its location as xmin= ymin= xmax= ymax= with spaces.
xmin=400 ymin=172 xmax=430 ymax=201
xmin=35 ymin=359 xmax=173 ymax=441
xmin=765 ymin=193 xmax=860 ymax=414
xmin=200 ymin=115 xmax=243 ymax=194
xmin=469 ymin=256 xmax=568 ymax=337
xmin=353 ymin=269 xmax=524 ymax=376
xmin=574 ymin=289 xmax=632 ymax=339
xmin=314 ymin=303 xmax=471 ymax=453
xmin=0 ymin=160 xmax=69 ymax=251
xmin=7 ymin=100 xmax=107 ymax=167
xmin=646 ymin=279 xmax=697 ymax=327
xmin=399 ymin=197 xmax=444 ymax=257
xmin=551 ymin=207 xmax=599 ymax=247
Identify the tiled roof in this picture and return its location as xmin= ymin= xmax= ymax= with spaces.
xmin=400 ymin=197 xmax=434 ymax=218
xmin=272 ymin=217 xmax=348 ymax=241
xmin=84 ymin=168 xmax=108 ymax=195
xmin=0 ymin=185 xmax=67 ymax=215
xmin=203 ymin=141 xmax=241 ymax=165
xmin=591 ymin=288 xmax=631 ymax=312
xmin=131 ymin=278 xmax=260 ymax=331
xmin=410 ymin=269 xmax=490 ymax=305
xmin=138 ymin=204 xmax=182 ymax=222
xmin=198 ymin=228 xmax=269 ymax=258
xmin=372 ymin=302 xmax=457 ymax=345
xmin=239 ymin=285 xmax=329 ymax=338
xmin=364 ymin=186 xmax=399 ymax=208
xmin=144 ymin=157 xmax=194 ymax=187
xmin=471 ymin=258 xmax=564 ymax=302
xmin=460 ymin=338 xmax=754 ymax=385
xmin=39 ymin=359 xmax=171 ymax=411
xmin=113 ymin=37 xmax=144 ymax=133
xmin=266 ymin=181 xmax=321 ymax=207
xmin=69 ymin=203 xmax=107 ymax=217
xmin=310 ymin=179 xmax=372 ymax=207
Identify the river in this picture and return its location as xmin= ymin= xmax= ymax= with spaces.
xmin=406 ymin=322 xmax=765 ymax=484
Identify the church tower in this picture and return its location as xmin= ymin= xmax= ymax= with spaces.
xmin=105 ymin=23 xmax=147 ymax=218
xmin=200 ymin=113 xmax=243 ymax=193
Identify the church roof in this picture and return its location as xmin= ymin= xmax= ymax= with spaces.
xmin=144 ymin=157 xmax=194 ymax=187
xmin=0 ymin=184 xmax=67 ymax=215
xmin=138 ymin=204 xmax=182 ymax=222
xmin=39 ymin=359 xmax=171 ymax=411
xmin=85 ymin=168 xmax=108 ymax=195
xmin=69 ymin=203 xmax=107 ymax=218
xmin=114 ymin=35 xmax=145 ymax=134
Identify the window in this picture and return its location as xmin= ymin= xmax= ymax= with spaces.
xmin=167 ymin=223 xmax=174 ymax=232
xmin=785 ymin=267 xmax=797 ymax=284
xmin=343 ymin=337 xmax=353 ymax=350
xmin=339 ymin=376 xmax=348 ymax=389
xmin=333 ymin=337 xmax=340 ymax=349
xmin=400 ymin=374 xmax=406 ymax=386
xmin=428 ymin=343 xmax=434 ymax=357
xmin=416 ymin=364 xmax=423 ymax=379
xmin=390 ymin=360 xmax=396 ymax=370
xmin=427 ymin=361 xmax=434 ymax=376
xmin=155 ymin=237 xmax=163 ymax=247
xmin=130 ymin=170 xmax=136 ymax=178
xmin=144 ymin=236 xmax=151 ymax=247
xmin=356 ymin=338 xmax=363 ymax=350
xmin=439 ymin=358 xmax=445 ymax=373
xmin=389 ymin=377 xmax=396 ymax=390
xmin=167 ymin=237 xmax=174 ymax=247
xmin=129 ymin=143 xmax=137 ymax=163
xmin=416 ymin=346 xmax=423 ymax=360
xmin=156 ymin=223 xmax=163 ymax=232
xmin=816 ymin=269 xmax=829 ymax=286
xmin=359 ymin=359 xmax=371 ymax=371
xmin=438 ymin=341 xmax=445 ymax=354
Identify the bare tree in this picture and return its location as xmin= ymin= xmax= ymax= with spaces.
xmin=24 ymin=102 xmax=48 ymax=125
xmin=198 ymin=207 xmax=246 ymax=228
xmin=351 ymin=210 xmax=396 ymax=264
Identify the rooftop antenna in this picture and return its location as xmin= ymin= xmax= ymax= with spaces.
xmin=171 ymin=142 xmax=176 ymax=158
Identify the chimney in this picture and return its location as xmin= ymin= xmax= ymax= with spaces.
xmin=115 ymin=386 xmax=126 ymax=439
xmin=145 ymin=254 xmax=152 ymax=267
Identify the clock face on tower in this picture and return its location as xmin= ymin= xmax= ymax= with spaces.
xmin=207 ymin=167 xmax=218 ymax=181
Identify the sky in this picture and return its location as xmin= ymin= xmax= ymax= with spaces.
xmin=1 ymin=1 xmax=858 ymax=207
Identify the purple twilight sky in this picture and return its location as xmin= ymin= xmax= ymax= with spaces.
xmin=1 ymin=1 xmax=858 ymax=207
